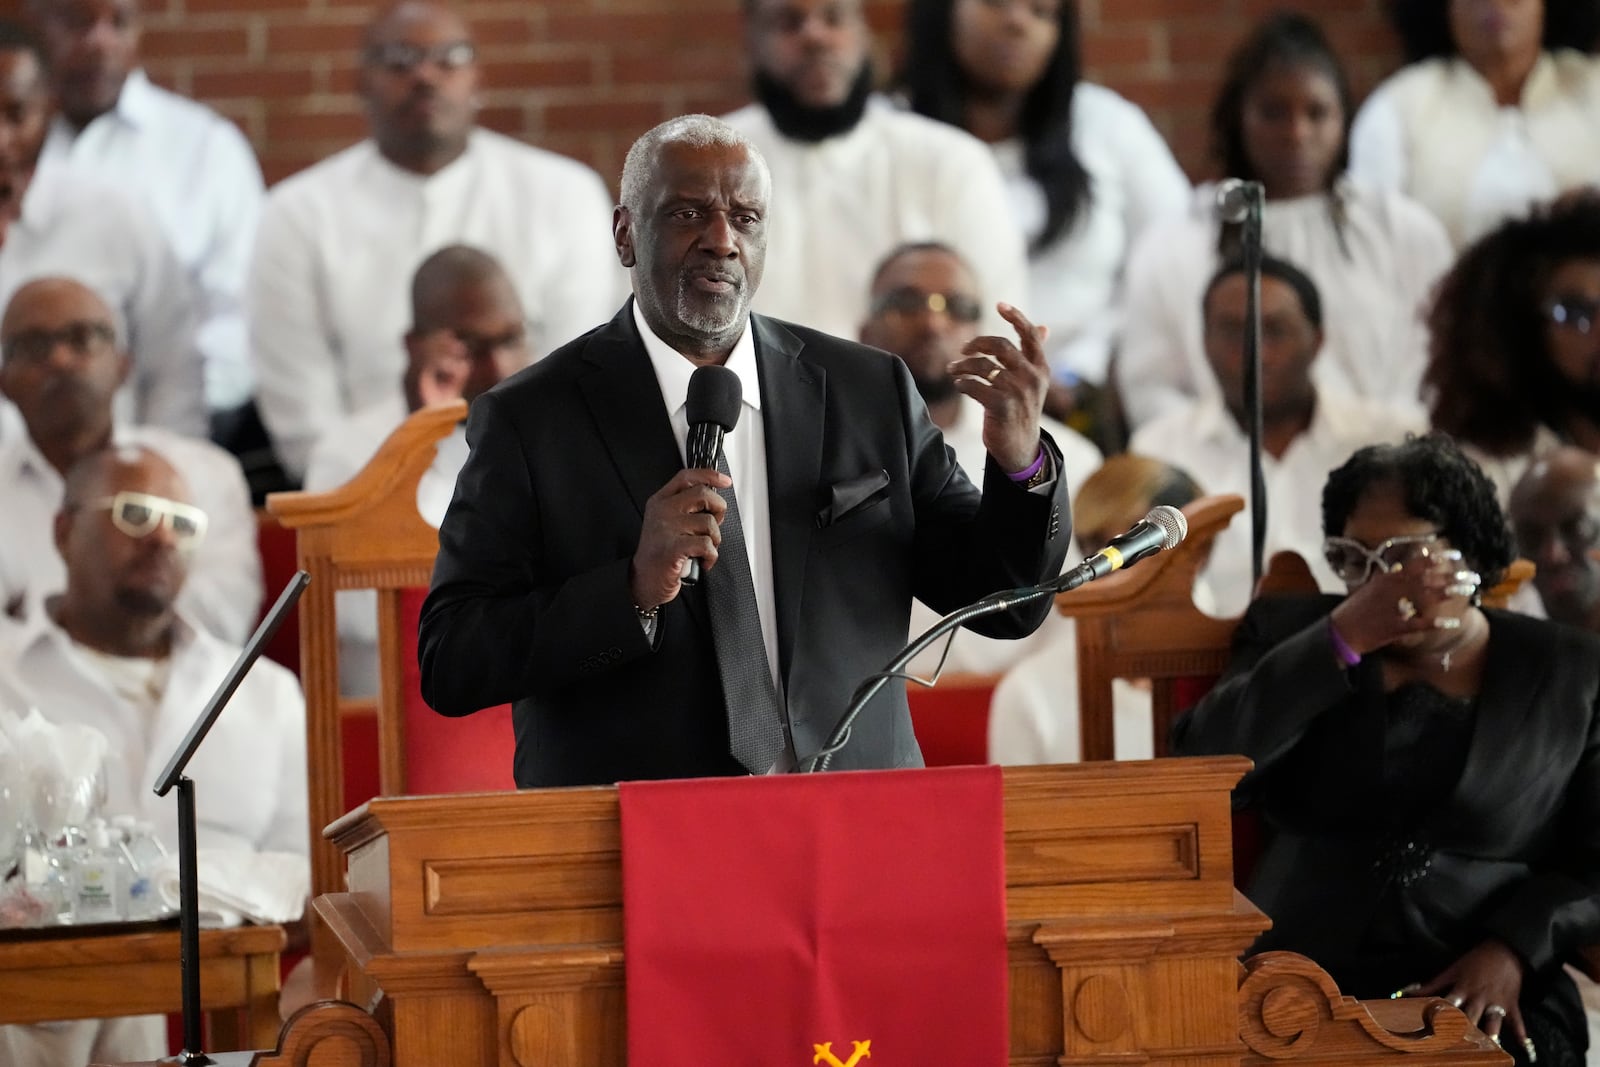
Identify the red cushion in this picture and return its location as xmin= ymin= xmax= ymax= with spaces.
xmin=397 ymin=588 xmax=516 ymax=794
xmin=907 ymin=680 xmax=996 ymax=767
xmin=254 ymin=516 xmax=301 ymax=676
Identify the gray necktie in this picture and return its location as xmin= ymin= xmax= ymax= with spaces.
xmin=705 ymin=448 xmax=787 ymax=773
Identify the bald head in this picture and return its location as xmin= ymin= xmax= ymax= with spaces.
xmin=54 ymin=445 xmax=197 ymax=649
xmin=1511 ymin=446 xmax=1600 ymax=630
xmin=0 ymin=276 xmax=127 ymax=456
xmin=403 ymin=245 xmax=526 ymax=409
xmin=410 ymin=244 xmax=511 ymax=331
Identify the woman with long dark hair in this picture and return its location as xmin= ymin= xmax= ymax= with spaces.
xmin=1114 ymin=12 xmax=1453 ymax=430
xmin=901 ymin=0 xmax=1188 ymax=412
xmin=1426 ymin=191 xmax=1600 ymax=501
xmin=1351 ymin=0 xmax=1600 ymax=247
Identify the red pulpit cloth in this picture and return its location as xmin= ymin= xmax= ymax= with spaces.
xmin=619 ymin=765 xmax=1008 ymax=1066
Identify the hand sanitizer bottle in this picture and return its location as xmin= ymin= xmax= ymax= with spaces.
xmin=71 ymin=819 xmax=125 ymax=923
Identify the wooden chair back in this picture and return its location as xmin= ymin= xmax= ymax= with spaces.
xmin=264 ymin=401 xmax=480 ymax=916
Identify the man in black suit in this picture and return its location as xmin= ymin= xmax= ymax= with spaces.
xmin=418 ymin=114 xmax=1073 ymax=787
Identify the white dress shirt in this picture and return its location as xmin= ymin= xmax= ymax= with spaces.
xmin=1350 ymin=51 xmax=1600 ymax=247
xmin=1130 ymin=392 xmax=1424 ymax=616
xmin=903 ymin=396 xmax=1100 ymax=677
xmin=632 ymin=301 xmax=781 ymax=697
xmin=303 ymin=396 xmax=466 ymax=696
xmin=1116 ymin=180 xmax=1452 ymax=430
xmin=249 ymin=129 xmax=626 ymax=477
xmin=0 ymin=609 xmax=307 ymax=856
xmin=0 ymin=426 xmax=263 ymax=644
xmin=723 ymin=96 xmax=1030 ymax=342
xmin=37 ymin=70 xmax=265 ymax=411
xmin=994 ymin=82 xmax=1190 ymax=386
xmin=0 ymin=171 xmax=206 ymax=440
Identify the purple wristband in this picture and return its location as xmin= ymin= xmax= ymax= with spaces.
xmin=1327 ymin=618 xmax=1360 ymax=667
xmin=1006 ymin=447 xmax=1046 ymax=483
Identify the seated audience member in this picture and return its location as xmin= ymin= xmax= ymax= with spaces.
xmin=988 ymin=454 xmax=1203 ymax=765
xmin=724 ymin=0 xmax=1029 ymax=341
xmin=31 ymin=0 xmax=265 ymax=426
xmin=1510 ymin=446 xmax=1600 ymax=629
xmin=0 ymin=277 xmax=260 ymax=642
xmin=249 ymin=0 xmax=621 ymax=479
xmin=1172 ymin=434 xmax=1600 ymax=1067
xmin=0 ymin=445 xmax=306 ymax=1067
xmin=1116 ymin=12 xmax=1451 ymax=430
xmin=0 ymin=20 xmax=204 ymax=440
xmin=901 ymin=0 xmax=1189 ymax=411
xmin=1426 ymin=192 xmax=1600 ymax=504
xmin=1351 ymin=0 xmax=1600 ymax=248
xmin=303 ymin=244 xmax=523 ymax=695
xmin=1131 ymin=255 xmax=1423 ymax=615
xmin=859 ymin=240 xmax=1101 ymax=676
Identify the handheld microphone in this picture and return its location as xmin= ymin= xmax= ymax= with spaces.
xmin=1215 ymin=178 xmax=1265 ymax=224
xmin=682 ymin=365 xmax=742 ymax=586
xmin=1053 ymin=505 xmax=1188 ymax=592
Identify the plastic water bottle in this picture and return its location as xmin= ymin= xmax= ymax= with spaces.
xmin=117 ymin=818 xmax=169 ymax=921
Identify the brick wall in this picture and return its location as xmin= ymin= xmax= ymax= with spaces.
xmin=36 ymin=0 xmax=1408 ymax=188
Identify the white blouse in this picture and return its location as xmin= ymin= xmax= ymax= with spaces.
xmin=1350 ymin=51 xmax=1600 ymax=248
xmin=992 ymin=82 xmax=1190 ymax=387
xmin=1115 ymin=180 xmax=1452 ymax=430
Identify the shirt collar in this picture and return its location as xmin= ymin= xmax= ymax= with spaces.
xmin=630 ymin=298 xmax=762 ymax=420
xmin=112 ymin=69 xmax=159 ymax=129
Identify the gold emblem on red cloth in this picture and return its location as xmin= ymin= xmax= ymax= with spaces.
xmin=813 ymin=1040 xmax=871 ymax=1066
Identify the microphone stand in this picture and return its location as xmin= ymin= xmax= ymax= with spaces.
xmin=152 ymin=572 xmax=310 ymax=1065
xmin=1239 ymin=184 xmax=1267 ymax=588
xmin=797 ymin=569 xmax=1093 ymax=774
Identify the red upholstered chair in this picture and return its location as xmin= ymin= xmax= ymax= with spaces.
xmin=906 ymin=672 xmax=1001 ymax=766
xmin=265 ymin=400 xmax=517 ymax=989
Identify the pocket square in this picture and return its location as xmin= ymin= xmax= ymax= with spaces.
xmin=817 ymin=469 xmax=891 ymax=527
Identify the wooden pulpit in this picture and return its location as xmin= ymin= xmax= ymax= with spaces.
xmin=290 ymin=760 xmax=1504 ymax=1067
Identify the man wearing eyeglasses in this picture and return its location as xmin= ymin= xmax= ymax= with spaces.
xmin=0 ymin=19 xmax=206 ymax=444
xmin=303 ymin=244 xmax=523 ymax=695
xmin=0 ymin=444 xmax=307 ymax=1067
xmin=27 ymin=0 xmax=265 ymax=443
xmin=860 ymin=241 xmax=1100 ymax=676
xmin=0 ymin=276 xmax=261 ymax=643
xmin=1130 ymin=254 xmax=1423 ymax=616
xmin=248 ymin=0 xmax=624 ymax=481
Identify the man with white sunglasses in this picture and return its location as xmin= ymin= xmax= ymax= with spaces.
xmin=0 ymin=444 xmax=307 ymax=1066
xmin=0 ymin=276 xmax=260 ymax=640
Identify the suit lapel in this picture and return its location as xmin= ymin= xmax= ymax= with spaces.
xmin=577 ymin=302 xmax=711 ymax=630
xmin=577 ymin=302 xmax=683 ymax=519
xmin=753 ymin=315 xmax=823 ymax=686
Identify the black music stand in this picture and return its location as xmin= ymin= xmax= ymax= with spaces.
xmin=152 ymin=571 xmax=309 ymax=1065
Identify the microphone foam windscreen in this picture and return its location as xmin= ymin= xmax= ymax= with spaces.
xmin=685 ymin=365 xmax=743 ymax=431
xmin=1145 ymin=505 xmax=1189 ymax=550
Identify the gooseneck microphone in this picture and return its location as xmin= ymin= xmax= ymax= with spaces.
xmin=681 ymin=365 xmax=743 ymax=586
xmin=1050 ymin=505 xmax=1189 ymax=592
xmin=1214 ymin=178 xmax=1265 ymax=224
xmin=797 ymin=506 xmax=1190 ymax=772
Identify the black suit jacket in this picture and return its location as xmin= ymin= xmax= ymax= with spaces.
xmin=1173 ymin=595 xmax=1600 ymax=1000
xmin=419 ymin=303 xmax=1073 ymax=787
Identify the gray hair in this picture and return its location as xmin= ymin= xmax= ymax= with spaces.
xmin=618 ymin=114 xmax=771 ymax=213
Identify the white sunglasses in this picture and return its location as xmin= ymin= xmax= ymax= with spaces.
xmin=86 ymin=491 xmax=209 ymax=548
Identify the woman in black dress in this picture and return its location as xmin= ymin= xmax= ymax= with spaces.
xmin=1174 ymin=434 xmax=1600 ymax=1066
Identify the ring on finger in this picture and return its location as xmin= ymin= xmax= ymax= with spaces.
xmin=986 ymin=365 xmax=1001 ymax=382
xmin=1433 ymin=616 xmax=1463 ymax=630
xmin=1448 ymin=995 xmax=1465 ymax=1009
xmin=1445 ymin=583 xmax=1478 ymax=597
xmin=1484 ymin=1004 xmax=1507 ymax=1019
xmin=1397 ymin=596 xmax=1418 ymax=621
